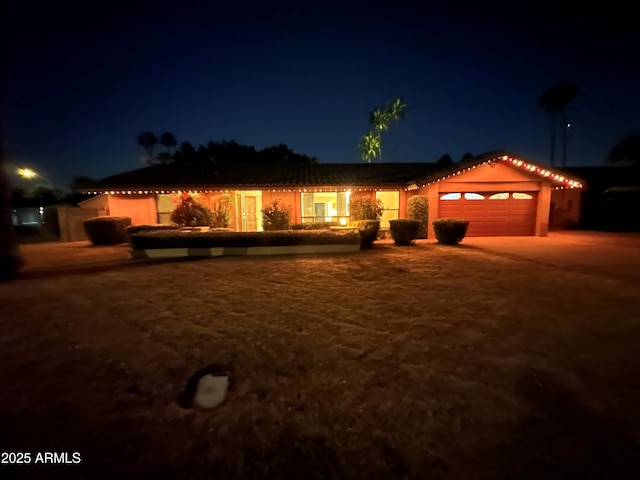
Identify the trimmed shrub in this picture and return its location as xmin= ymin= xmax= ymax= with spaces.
xmin=171 ymin=195 xmax=212 ymax=227
xmin=126 ymin=224 xmax=181 ymax=235
xmin=261 ymin=199 xmax=292 ymax=231
xmin=83 ymin=216 xmax=131 ymax=245
xmin=204 ymin=195 xmax=232 ymax=228
xmin=290 ymin=222 xmax=340 ymax=230
xmin=432 ymin=219 xmax=469 ymax=245
xmin=349 ymin=220 xmax=380 ymax=249
xmin=129 ymin=230 xmax=360 ymax=250
xmin=350 ymin=197 xmax=384 ymax=221
xmin=408 ymin=195 xmax=429 ymax=239
xmin=389 ymin=219 xmax=422 ymax=246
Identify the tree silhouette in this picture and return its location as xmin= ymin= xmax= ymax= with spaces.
xmin=138 ymin=133 xmax=318 ymax=165
xmin=436 ymin=154 xmax=453 ymax=166
xmin=137 ymin=131 xmax=158 ymax=163
xmin=159 ymin=132 xmax=177 ymax=155
xmin=173 ymin=142 xmax=198 ymax=165
xmin=608 ymin=134 xmax=640 ymax=166
xmin=459 ymin=152 xmax=473 ymax=162
xmin=69 ymin=176 xmax=95 ymax=193
xmin=537 ymin=82 xmax=578 ymax=167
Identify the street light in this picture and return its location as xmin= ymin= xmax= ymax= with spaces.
xmin=18 ymin=168 xmax=36 ymax=179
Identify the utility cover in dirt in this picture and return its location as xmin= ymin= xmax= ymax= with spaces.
xmin=194 ymin=374 xmax=229 ymax=409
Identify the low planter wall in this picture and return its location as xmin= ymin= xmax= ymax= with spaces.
xmin=131 ymin=243 xmax=359 ymax=259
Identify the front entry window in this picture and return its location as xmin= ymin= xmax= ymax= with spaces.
xmin=376 ymin=191 xmax=400 ymax=227
xmin=301 ymin=192 xmax=349 ymax=223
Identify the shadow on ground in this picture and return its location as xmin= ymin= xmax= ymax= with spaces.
xmin=491 ymin=368 xmax=640 ymax=479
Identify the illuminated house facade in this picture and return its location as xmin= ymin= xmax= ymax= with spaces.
xmin=80 ymin=151 xmax=585 ymax=237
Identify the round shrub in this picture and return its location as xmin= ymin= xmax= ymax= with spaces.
xmin=389 ymin=219 xmax=422 ymax=246
xmin=408 ymin=195 xmax=429 ymax=239
xmin=171 ymin=195 xmax=213 ymax=227
xmin=83 ymin=216 xmax=131 ymax=245
xmin=350 ymin=197 xmax=384 ymax=221
xmin=348 ymin=220 xmax=380 ymax=249
xmin=432 ymin=219 xmax=469 ymax=245
xmin=261 ymin=199 xmax=292 ymax=231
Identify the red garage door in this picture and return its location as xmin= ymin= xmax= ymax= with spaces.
xmin=438 ymin=192 xmax=537 ymax=236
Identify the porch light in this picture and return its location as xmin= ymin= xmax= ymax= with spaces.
xmin=340 ymin=218 xmax=347 ymax=226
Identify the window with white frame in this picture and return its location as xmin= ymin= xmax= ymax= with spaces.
xmin=301 ymin=192 xmax=350 ymax=223
xmin=376 ymin=191 xmax=400 ymax=228
xmin=156 ymin=194 xmax=174 ymax=224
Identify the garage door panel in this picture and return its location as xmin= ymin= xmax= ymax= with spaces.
xmin=438 ymin=192 xmax=537 ymax=236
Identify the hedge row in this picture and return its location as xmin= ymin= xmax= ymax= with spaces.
xmin=290 ymin=222 xmax=341 ymax=230
xmin=126 ymin=224 xmax=181 ymax=235
xmin=130 ymin=230 xmax=361 ymax=249
xmin=83 ymin=217 xmax=131 ymax=245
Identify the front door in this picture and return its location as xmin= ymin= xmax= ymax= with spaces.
xmin=242 ymin=195 xmax=258 ymax=231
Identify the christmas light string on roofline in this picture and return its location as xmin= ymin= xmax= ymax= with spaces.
xmin=86 ymin=155 xmax=584 ymax=195
xmin=403 ymin=155 xmax=584 ymax=191
xmin=87 ymin=187 xmax=400 ymax=195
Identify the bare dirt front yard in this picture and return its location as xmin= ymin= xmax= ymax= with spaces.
xmin=1 ymin=244 xmax=640 ymax=479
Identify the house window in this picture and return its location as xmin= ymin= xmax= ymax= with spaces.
xmin=376 ymin=191 xmax=400 ymax=228
xmin=156 ymin=194 xmax=174 ymax=224
xmin=489 ymin=193 xmax=509 ymax=200
xmin=513 ymin=192 xmax=533 ymax=199
xmin=440 ymin=193 xmax=461 ymax=200
xmin=301 ymin=192 xmax=349 ymax=223
xmin=464 ymin=193 xmax=485 ymax=200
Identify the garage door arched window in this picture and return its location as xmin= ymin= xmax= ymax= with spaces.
xmin=440 ymin=193 xmax=461 ymax=200
xmin=513 ymin=193 xmax=533 ymax=199
xmin=489 ymin=193 xmax=509 ymax=200
xmin=464 ymin=193 xmax=485 ymax=200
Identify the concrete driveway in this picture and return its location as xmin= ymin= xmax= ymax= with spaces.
xmin=462 ymin=231 xmax=640 ymax=283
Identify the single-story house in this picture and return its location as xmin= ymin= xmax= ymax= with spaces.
xmin=80 ymin=151 xmax=586 ymax=237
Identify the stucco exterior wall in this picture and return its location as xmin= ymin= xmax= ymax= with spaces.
xmin=109 ymin=194 xmax=157 ymax=225
xmin=550 ymin=188 xmax=582 ymax=229
xmin=261 ymin=191 xmax=300 ymax=224
xmin=78 ymin=194 xmax=110 ymax=216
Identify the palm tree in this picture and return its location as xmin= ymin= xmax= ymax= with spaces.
xmin=537 ymin=82 xmax=578 ymax=167
xmin=359 ymin=132 xmax=381 ymax=164
xmin=159 ymin=132 xmax=177 ymax=156
xmin=361 ymin=97 xmax=407 ymax=163
xmin=0 ymin=79 xmax=23 ymax=280
xmin=608 ymin=134 xmax=640 ymax=166
xmin=137 ymin=131 xmax=158 ymax=163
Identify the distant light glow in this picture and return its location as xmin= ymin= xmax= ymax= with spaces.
xmin=18 ymin=168 xmax=36 ymax=179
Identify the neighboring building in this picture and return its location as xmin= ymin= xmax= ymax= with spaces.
xmin=80 ymin=151 xmax=587 ymax=237
xmin=554 ymin=165 xmax=640 ymax=231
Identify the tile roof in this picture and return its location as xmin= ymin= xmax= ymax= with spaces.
xmin=87 ymin=162 xmax=444 ymax=191
xmin=83 ymin=150 xmax=597 ymax=192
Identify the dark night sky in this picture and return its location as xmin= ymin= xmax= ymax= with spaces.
xmin=4 ymin=1 xmax=639 ymax=188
